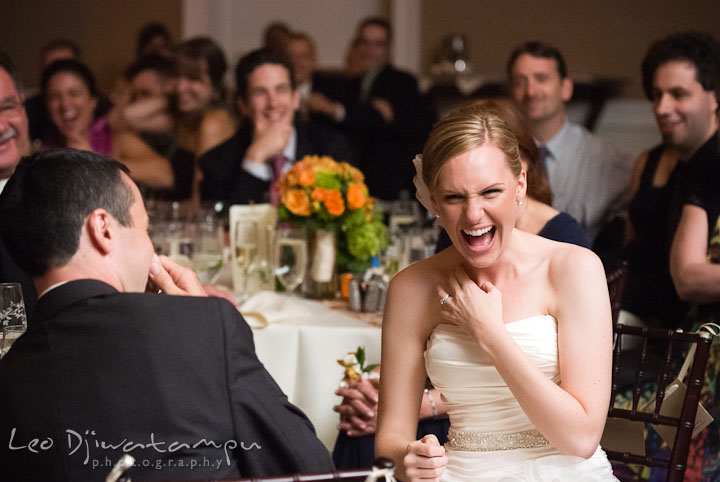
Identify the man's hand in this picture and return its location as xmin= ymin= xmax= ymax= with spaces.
xmin=307 ymin=92 xmax=342 ymax=118
xmin=147 ymin=254 xmax=207 ymax=297
xmin=371 ymin=97 xmax=394 ymax=123
xmin=244 ymin=109 xmax=294 ymax=164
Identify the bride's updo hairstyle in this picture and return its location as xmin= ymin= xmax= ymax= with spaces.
xmin=422 ymin=103 xmax=522 ymax=192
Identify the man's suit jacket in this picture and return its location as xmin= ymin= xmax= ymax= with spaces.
xmin=0 ymin=280 xmax=333 ymax=481
xmin=343 ymin=65 xmax=434 ymax=201
xmin=199 ymin=121 xmax=352 ymax=205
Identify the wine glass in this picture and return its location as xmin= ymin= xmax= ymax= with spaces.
xmin=233 ymin=219 xmax=260 ymax=299
xmin=274 ymin=226 xmax=308 ymax=296
xmin=1 ymin=283 xmax=27 ymax=358
xmin=192 ymin=213 xmax=224 ymax=284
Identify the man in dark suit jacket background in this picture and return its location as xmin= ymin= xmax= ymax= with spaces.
xmin=342 ymin=17 xmax=434 ymax=201
xmin=285 ymin=32 xmax=355 ymax=137
xmin=200 ymin=49 xmax=351 ymax=205
xmin=0 ymin=149 xmax=334 ymax=481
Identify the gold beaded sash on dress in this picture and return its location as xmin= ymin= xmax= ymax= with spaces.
xmin=446 ymin=427 xmax=551 ymax=451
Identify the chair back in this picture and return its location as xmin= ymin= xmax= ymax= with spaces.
xmin=223 ymin=458 xmax=394 ymax=482
xmin=606 ymin=260 xmax=628 ymax=326
xmin=110 ymin=459 xmax=394 ymax=482
xmin=604 ymin=323 xmax=713 ymax=482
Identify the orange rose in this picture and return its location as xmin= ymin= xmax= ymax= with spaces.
xmin=299 ymin=168 xmax=315 ymax=186
xmin=311 ymin=187 xmax=326 ymax=201
xmin=284 ymin=169 xmax=299 ymax=187
xmin=347 ymin=184 xmax=367 ymax=209
xmin=284 ymin=189 xmax=310 ymax=216
xmin=324 ymin=189 xmax=345 ymax=216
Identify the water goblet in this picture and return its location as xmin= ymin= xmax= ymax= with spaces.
xmin=0 ymin=283 xmax=27 ymax=358
xmin=274 ymin=226 xmax=308 ymax=296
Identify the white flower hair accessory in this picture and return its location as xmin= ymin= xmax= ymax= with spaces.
xmin=412 ymin=154 xmax=436 ymax=216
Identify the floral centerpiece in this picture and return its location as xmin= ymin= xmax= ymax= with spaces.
xmin=278 ymin=155 xmax=388 ymax=275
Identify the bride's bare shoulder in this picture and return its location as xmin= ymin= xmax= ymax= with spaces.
xmin=546 ymin=239 xmax=605 ymax=285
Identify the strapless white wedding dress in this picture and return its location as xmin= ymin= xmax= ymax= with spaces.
xmin=425 ymin=315 xmax=618 ymax=481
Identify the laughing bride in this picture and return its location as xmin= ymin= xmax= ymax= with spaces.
xmin=375 ymin=104 xmax=617 ymax=481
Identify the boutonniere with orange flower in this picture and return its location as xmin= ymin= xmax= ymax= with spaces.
xmin=278 ymin=155 xmax=388 ymax=273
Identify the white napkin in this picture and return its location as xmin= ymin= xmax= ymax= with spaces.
xmin=239 ymin=291 xmax=315 ymax=328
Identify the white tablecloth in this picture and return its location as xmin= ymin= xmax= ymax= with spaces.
xmin=241 ymin=292 xmax=382 ymax=450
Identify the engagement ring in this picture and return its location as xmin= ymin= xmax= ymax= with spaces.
xmin=440 ymin=294 xmax=450 ymax=305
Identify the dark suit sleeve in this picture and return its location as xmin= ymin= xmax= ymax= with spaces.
xmin=345 ymin=68 xmax=432 ymax=138
xmin=219 ymin=301 xmax=334 ymax=476
xmin=302 ymin=122 xmax=354 ymax=167
xmin=228 ymin=170 xmax=272 ymax=205
xmin=200 ymin=135 xmax=240 ymax=202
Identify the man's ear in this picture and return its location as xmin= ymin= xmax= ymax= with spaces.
xmin=561 ymin=77 xmax=573 ymax=103
xmin=85 ymin=209 xmax=114 ymax=255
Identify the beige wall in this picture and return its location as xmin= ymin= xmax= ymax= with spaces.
xmin=421 ymin=0 xmax=720 ymax=97
xmin=1 ymin=0 xmax=181 ymax=94
xmin=181 ymin=0 xmax=388 ymax=71
xmin=4 ymin=0 xmax=720 ymax=99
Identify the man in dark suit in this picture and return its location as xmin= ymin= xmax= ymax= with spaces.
xmin=0 ymin=52 xmax=37 ymax=315
xmin=285 ymin=32 xmax=355 ymax=133
xmin=341 ymin=17 xmax=434 ymax=201
xmin=0 ymin=149 xmax=334 ymax=481
xmin=200 ymin=49 xmax=351 ymax=205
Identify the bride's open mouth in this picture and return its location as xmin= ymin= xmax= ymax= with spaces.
xmin=461 ymin=225 xmax=496 ymax=249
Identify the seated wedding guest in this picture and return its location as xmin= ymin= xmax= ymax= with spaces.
xmin=109 ymin=54 xmax=194 ymax=200
xmin=25 ymin=39 xmax=111 ymax=146
xmin=669 ymin=120 xmax=720 ymax=481
xmin=622 ymin=31 xmax=720 ymax=330
xmin=174 ymin=37 xmax=236 ymax=207
xmin=0 ymin=148 xmax=334 ymax=481
xmin=174 ymin=36 xmax=235 ymax=158
xmin=263 ymin=21 xmax=292 ymax=53
xmin=136 ymin=21 xmax=173 ymax=58
xmin=41 ymin=59 xmax=111 ymax=154
xmin=340 ymin=17 xmax=434 ymax=201
xmin=507 ymin=41 xmax=633 ymax=245
xmin=41 ymin=59 xmax=177 ymax=192
xmin=200 ymin=48 xmax=351 ymax=205
xmin=332 ymin=99 xmax=589 ymax=470
xmin=375 ymin=103 xmax=615 ymax=481
xmin=0 ymin=52 xmax=36 ymax=315
xmin=286 ymin=32 xmax=355 ymax=135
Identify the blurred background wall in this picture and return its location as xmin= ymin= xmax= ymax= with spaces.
xmin=1 ymin=0 xmax=719 ymax=98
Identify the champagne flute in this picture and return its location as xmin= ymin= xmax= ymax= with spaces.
xmin=274 ymin=226 xmax=308 ymax=296
xmin=192 ymin=213 xmax=224 ymax=284
xmin=1 ymin=283 xmax=27 ymax=358
xmin=233 ymin=219 xmax=259 ymax=299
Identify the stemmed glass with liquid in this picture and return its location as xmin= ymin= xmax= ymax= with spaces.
xmin=1 ymin=283 xmax=27 ymax=358
xmin=233 ymin=219 xmax=260 ymax=300
xmin=274 ymin=226 xmax=308 ymax=296
xmin=192 ymin=212 xmax=224 ymax=284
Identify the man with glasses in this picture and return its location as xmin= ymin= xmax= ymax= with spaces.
xmin=0 ymin=52 xmax=36 ymax=314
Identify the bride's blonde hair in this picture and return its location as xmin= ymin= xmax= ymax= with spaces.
xmin=422 ymin=103 xmax=522 ymax=191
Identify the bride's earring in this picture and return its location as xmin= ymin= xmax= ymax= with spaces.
xmin=516 ymin=197 xmax=524 ymax=207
